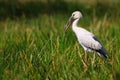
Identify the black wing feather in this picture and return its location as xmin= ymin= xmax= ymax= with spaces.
xmin=87 ymin=36 xmax=107 ymax=60
xmin=96 ymin=47 xmax=107 ymax=60
xmin=93 ymin=36 xmax=100 ymax=43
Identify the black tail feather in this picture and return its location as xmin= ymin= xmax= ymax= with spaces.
xmin=96 ymin=47 xmax=107 ymax=60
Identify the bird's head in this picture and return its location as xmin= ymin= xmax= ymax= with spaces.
xmin=64 ymin=11 xmax=82 ymax=31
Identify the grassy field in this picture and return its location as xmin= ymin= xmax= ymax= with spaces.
xmin=0 ymin=1 xmax=120 ymax=80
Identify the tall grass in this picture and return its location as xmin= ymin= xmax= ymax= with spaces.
xmin=0 ymin=11 xmax=120 ymax=79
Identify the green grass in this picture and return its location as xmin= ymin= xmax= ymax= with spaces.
xmin=0 ymin=11 xmax=120 ymax=80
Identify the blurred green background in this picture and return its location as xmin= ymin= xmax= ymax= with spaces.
xmin=0 ymin=0 xmax=120 ymax=19
xmin=0 ymin=0 xmax=120 ymax=80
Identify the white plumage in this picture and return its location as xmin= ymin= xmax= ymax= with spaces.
xmin=65 ymin=11 xmax=107 ymax=60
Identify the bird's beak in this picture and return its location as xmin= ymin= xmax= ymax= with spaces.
xmin=64 ymin=16 xmax=74 ymax=31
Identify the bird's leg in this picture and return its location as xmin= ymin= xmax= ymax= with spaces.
xmin=91 ymin=51 xmax=95 ymax=67
xmin=85 ymin=50 xmax=87 ymax=63
xmin=84 ymin=50 xmax=88 ymax=67
xmin=78 ymin=51 xmax=87 ymax=69
xmin=85 ymin=49 xmax=89 ymax=64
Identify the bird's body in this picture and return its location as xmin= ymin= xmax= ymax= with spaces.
xmin=65 ymin=11 xmax=107 ymax=60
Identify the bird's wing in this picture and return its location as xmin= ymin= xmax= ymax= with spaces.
xmin=76 ymin=27 xmax=102 ymax=50
xmin=79 ymin=35 xmax=102 ymax=50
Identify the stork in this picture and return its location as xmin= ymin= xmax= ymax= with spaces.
xmin=65 ymin=11 xmax=107 ymax=65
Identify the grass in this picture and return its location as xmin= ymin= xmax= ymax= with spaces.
xmin=0 ymin=4 xmax=120 ymax=80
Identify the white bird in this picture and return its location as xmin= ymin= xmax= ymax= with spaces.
xmin=65 ymin=11 xmax=107 ymax=60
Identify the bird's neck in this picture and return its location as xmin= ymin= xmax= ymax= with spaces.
xmin=72 ymin=18 xmax=80 ymax=32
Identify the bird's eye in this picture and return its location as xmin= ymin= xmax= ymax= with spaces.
xmin=73 ymin=14 xmax=75 ymax=16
